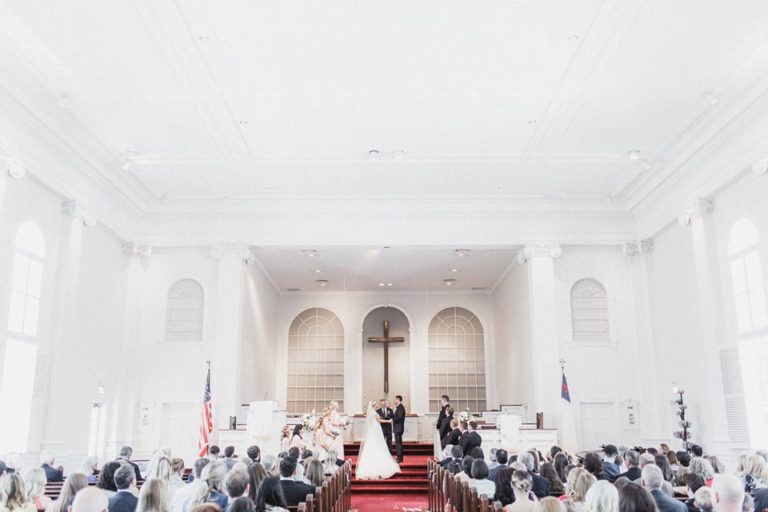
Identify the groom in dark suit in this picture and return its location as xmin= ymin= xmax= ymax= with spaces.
xmin=376 ymin=398 xmax=394 ymax=454
xmin=393 ymin=395 xmax=406 ymax=463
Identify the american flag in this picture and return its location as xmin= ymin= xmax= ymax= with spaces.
xmin=198 ymin=366 xmax=213 ymax=457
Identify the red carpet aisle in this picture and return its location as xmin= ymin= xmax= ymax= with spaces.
xmin=351 ymin=494 xmax=429 ymax=512
xmin=345 ymin=441 xmax=432 ymax=493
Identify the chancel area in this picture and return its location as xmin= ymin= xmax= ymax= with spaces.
xmin=1 ymin=2 xmax=768 ymax=512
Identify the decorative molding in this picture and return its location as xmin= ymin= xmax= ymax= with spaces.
xmin=516 ymin=242 xmax=562 ymax=264
xmin=122 ymin=243 xmax=153 ymax=258
xmin=752 ymin=157 xmax=768 ymax=175
xmin=210 ymin=242 xmax=250 ymax=261
xmin=622 ymin=239 xmax=654 ymax=256
xmin=677 ymin=198 xmax=713 ymax=226
xmin=61 ymin=200 xmax=98 ymax=227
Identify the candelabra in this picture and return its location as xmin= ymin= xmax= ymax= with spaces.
xmin=672 ymin=386 xmax=693 ymax=451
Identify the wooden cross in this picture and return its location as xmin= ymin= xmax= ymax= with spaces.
xmin=367 ymin=320 xmax=404 ymax=393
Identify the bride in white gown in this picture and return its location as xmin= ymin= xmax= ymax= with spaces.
xmin=355 ymin=401 xmax=401 ymax=480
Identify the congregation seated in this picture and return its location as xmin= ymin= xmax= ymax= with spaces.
xmin=617 ymin=451 xmax=642 ymax=481
xmin=108 ymin=465 xmax=138 ymax=512
xmin=254 ymin=476 xmax=288 ymax=512
xmin=642 ymin=464 xmax=686 ymax=512
xmin=276 ymin=457 xmax=314 ymax=508
xmin=489 ymin=449 xmax=509 ymax=480
xmin=78 ymin=457 xmax=98 ymax=485
xmin=518 ymin=451 xmax=550 ymax=499
xmin=304 ymin=460 xmax=325 ymax=488
xmin=561 ymin=467 xmax=595 ymax=512
xmin=540 ymin=462 xmax=565 ymax=495
xmin=468 ymin=459 xmax=495 ymax=499
xmin=47 ymin=473 xmax=89 ymax=512
xmin=683 ymin=473 xmax=707 ymax=512
xmin=24 ymin=468 xmax=53 ymax=512
xmin=246 ymin=464 xmax=268 ymax=503
xmin=455 ymin=456 xmax=474 ymax=484
xmin=1 ymin=472 xmax=36 ymax=512
xmin=116 ymin=446 xmax=143 ymax=483
xmin=505 ymin=469 xmax=535 ymax=512
xmin=441 ymin=445 xmax=463 ymax=469
xmin=601 ymin=445 xmax=622 ymax=482
xmin=97 ymin=462 xmax=121 ymax=497
xmin=137 ymin=478 xmax=170 ymax=512
xmin=172 ymin=459 xmax=210 ymax=512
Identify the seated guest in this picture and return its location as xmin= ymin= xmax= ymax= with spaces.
xmin=562 ymin=468 xmax=596 ymax=512
xmin=753 ymin=487 xmax=768 ymax=512
xmin=677 ymin=452 xmax=692 ymax=485
xmin=519 ymin=451 xmax=550 ymax=499
xmin=246 ymin=446 xmax=261 ymax=465
xmin=469 ymin=447 xmax=485 ymax=461
xmin=246 ymin=464 xmax=268 ymax=503
xmin=667 ymin=451 xmax=680 ymax=474
xmin=455 ymin=456 xmax=474 ymax=484
xmin=137 ymin=479 xmax=171 ymax=512
xmin=642 ymin=465 xmax=686 ymax=512
xmin=493 ymin=467 xmax=515 ymax=507
xmin=684 ymin=473 xmax=707 ymax=512
xmin=711 ymin=475 xmax=744 ymax=512
xmin=226 ymin=497 xmax=255 ymax=512
xmin=505 ymin=470 xmax=535 ymax=512
xmin=469 ymin=460 xmax=495 ymax=499
xmin=442 ymin=419 xmax=462 ymax=450
xmin=689 ymin=458 xmax=715 ymax=489
xmin=536 ymin=497 xmax=565 ymax=512
xmin=276 ymin=458 xmax=313 ymax=508
xmin=635 ymin=454 xmax=674 ymax=496
xmin=693 ymin=486 xmax=715 ymax=512
xmin=47 ymin=473 xmax=89 ymax=512
xmin=704 ymin=456 xmax=724 ymax=475
xmin=97 ymin=462 xmax=122 ymax=497
xmin=39 ymin=453 xmax=63 ymax=483
xmin=170 ymin=459 xmax=186 ymax=489
xmin=617 ymin=451 xmax=641 ymax=481
xmin=171 ymin=459 xmax=210 ymax=512
xmin=554 ymin=452 xmax=570 ymax=483
xmin=78 ymin=457 xmax=99 ymax=484
xmin=691 ymin=446 xmax=703 ymax=458
xmin=71 ymin=488 xmax=109 ymax=512
xmin=117 ymin=446 xmax=142 ymax=483
xmin=189 ymin=460 xmax=228 ymax=511
xmin=445 ymin=461 xmax=462 ymax=476
xmin=109 ymin=465 xmax=139 ymax=512
xmin=441 ymin=446 xmax=464 ymax=469
xmin=489 ymin=449 xmax=509 ymax=480
xmin=225 ymin=470 xmax=250 ymax=501
xmin=1 ymin=473 xmax=36 ymax=512
xmin=540 ymin=462 xmax=565 ymax=495
xmin=601 ymin=445 xmax=621 ymax=482
xmin=223 ymin=448 xmax=237 ymax=471
xmin=460 ymin=422 xmax=482 ymax=456
xmin=489 ymin=449 xmax=499 ymax=470
xmin=583 ymin=453 xmax=604 ymax=480
xmin=655 ymin=454 xmax=676 ymax=483
xmin=741 ymin=454 xmax=767 ymax=493
xmin=618 ymin=482 xmax=656 ymax=512
xmin=23 ymin=468 xmax=52 ymax=512
xmin=304 ymin=460 xmax=324 ymax=488
xmin=584 ymin=480 xmax=619 ymax=512
xmin=260 ymin=456 xmax=277 ymax=477
xmin=322 ymin=450 xmax=342 ymax=475
xmin=254 ymin=476 xmax=288 ymax=512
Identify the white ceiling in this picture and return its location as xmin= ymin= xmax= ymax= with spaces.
xmin=3 ymin=1 xmax=768 ymax=205
xmin=250 ymin=246 xmax=519 ymax=292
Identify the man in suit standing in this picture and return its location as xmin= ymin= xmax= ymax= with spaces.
xmin=392 ymin=395 xmax=406 ymax=463
xmin=436 ymin=395 xmax=450 ymax=432
xmin=376 ymin=398 xmax=394 ymax=454
xmin=108 ymin=465 xmax=138 ymax=512
xmin=642 ymin=465 xmax=686 ymax=512
xmin=459 ymin=421 xmax=482 ymax=456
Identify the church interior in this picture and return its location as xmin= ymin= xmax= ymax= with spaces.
xmin=1 ymin=2 xmax=768 ymax=511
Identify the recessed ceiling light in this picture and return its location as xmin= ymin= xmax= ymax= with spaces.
xmin=444 ymin=279 xmax=456 ymax=286
xmin=312 ymin=269 xmax=322 ymax=273
xmin=378 ymin=282 xmax=386 ymax=287
xmin=302 ymin=250 xmax=318 ymax=257
xmin=627 ymin=150 xmax=641 ymax=160
xmin=387 ymin=283 xmax=393 ymax=287
xmin=316 ymin=279 xmax=328 ymax=287
xmin=455 ymin=249 xmax=471 ymax=257
xmin=450 ymin=268 xmax=460 ymax=273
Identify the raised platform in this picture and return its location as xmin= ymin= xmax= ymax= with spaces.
xmin=346 ymin=442 xmax=431 ymax=494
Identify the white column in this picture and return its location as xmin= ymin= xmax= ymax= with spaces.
xmin=623 ymin=239 xmax=665 ymax=441
xmin=677 ymin=199 xmax=729 ymax=445
xmin=347 ymin=328 xmax=364 ymax=414
xmin=409 ymin=327 xmax=429 ymax=414
xmin=40 ymin=201 xmax=95 ymax=449
xmin=210 ymin=243 xmax=249 ymax=429
xmin=517 ymin=243 xmax=562 ymax=426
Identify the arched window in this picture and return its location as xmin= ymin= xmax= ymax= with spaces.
xmin=0 ymin=221 xmax=46 ymax=453
xmin=428 ymin=307 xmax=486 ymax=413
xmin=165 ymin=279 xmax=205 ymax=342
xmin=570 ymin=279 xmax=609 ymax=342
xmin=287 ymin=308 xmax=344 ymax=414
xmin=728 ymin=218 xmax=767 ymax=334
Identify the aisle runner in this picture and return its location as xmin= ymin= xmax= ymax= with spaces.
xmin=345 ymin=442 xmax=432 ymax=494
xmin=351 ymin=494 xmax=428 ymax=512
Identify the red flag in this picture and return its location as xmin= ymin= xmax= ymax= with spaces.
xmin=198 ymin=366 xmax=213 ymax=457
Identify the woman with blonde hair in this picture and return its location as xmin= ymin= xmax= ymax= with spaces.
xmin=742 ymin=453 xmax=768 ymax=493
xmin=561 ymin=468 xmax=596 ymax=512
xmin=536 ymin=497 xmax=565 ymax=512
xmin=78 ymin=456 xmax=99 ymax=484
xmin=1 ymin=473 xmax=36 ymax=512
xmin=138 ymin=479 xmax=170 ymax=512
xmin=305 ymin=460 xmax=325 ymax=488
xmin=505 ymin=470 xmax=536 ymax=512
xmin=583 ymin=481 xmax=618 ymax=512
xmin=45 ymin=473 xmax=88 ymax=512
xmin=170 ymin=459 xmax=186 ymax=489
xmin=23 ymin=468 xmax=52 ymax=512
xmin=188 ymin=460 xmax=228 ymax=511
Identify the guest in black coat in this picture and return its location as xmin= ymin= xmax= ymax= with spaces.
xmin=41 ymin=453 xmax=64 ymax=483
xmin=436 ymin=395 xmax=450 ymax=431
xmin=278 ymin=457 xmax=315 ymax=508
xmin=440 ymin=446 xmax=464 ymax=469
xmin=616 ymin=450 xmax=642 ymax=481
xmin=117 ymin=446 xmax=143 ymax=483
xmin=459 ymin=421 xmax=482 ymax=456
xmin=108 ymin=465 xmax=138 ymax=512
xmin=438 ymin=406 xmax=454 ymax=441
xmin=441 ymin=418 xmax=461 ymax=450
xmin=682 ymin=473 xmax=706 ymax=512
xmin=643 ymin=465 xmax=686 ymax=512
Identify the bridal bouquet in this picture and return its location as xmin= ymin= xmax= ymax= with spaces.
xmin=301 ymin=412 xmax=317 ymax=432
xmin=457 ymin=409 xmax=474 ymax=423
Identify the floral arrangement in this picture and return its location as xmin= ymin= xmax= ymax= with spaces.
xmin=457 ymin=408 xmax=474 ymax=423
xmin=672 ymin=388 xmax=693 ymax=451
xmin=301 ymin=411 xmax=317 ymax=432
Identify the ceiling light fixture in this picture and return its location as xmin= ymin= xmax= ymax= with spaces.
xmin=450 ymin=268 xmax=460 ymax=273
xmin=302 ymin=250 xmax=318 ymax=257
xmin=312 ymin=269 xmax=322 ymax=273
xmin=627 ymin=150 xmax=641 ymax=160
xmin=455 ymin=249 xmax=471 ymax=257
xmin=444 ymin=279 xmax=456 ymax=286
xmin=316 ymin=279 xmax=328 ymax=287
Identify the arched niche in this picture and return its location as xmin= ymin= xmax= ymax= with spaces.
xmin=361 ymin=306 xmax=410 ymax=407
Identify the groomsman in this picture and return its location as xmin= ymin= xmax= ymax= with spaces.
xmin=392 ymin=395 xmax=406 ymax=463
xmin=376 ymin=398 xmax=394 ymax=453
xmin=436 ymin=395 xmax=450 ymax=430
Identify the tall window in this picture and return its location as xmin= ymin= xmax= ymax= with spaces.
xmin=570 ymin=278 xmax=610 ymax=342
xmin=723 ymin=218 xmax=768 ymax=448
xmin=728 ymin=218 xmax=767 ymax=334
xmin=428 ymin=307 xmax=486 ymax=413
xmin=0 ymin=221 xmax=45 ymax=453
xmin=165 ymin=279 xmax=204 ymax=342
xmin=287 ymin=308 xmax=344 ymax=414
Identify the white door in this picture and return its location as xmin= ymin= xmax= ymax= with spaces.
xmin=579 ymin=402 xmax=618 ymax=450
xmin=160 ymin=402 xmax=199 ymax=463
